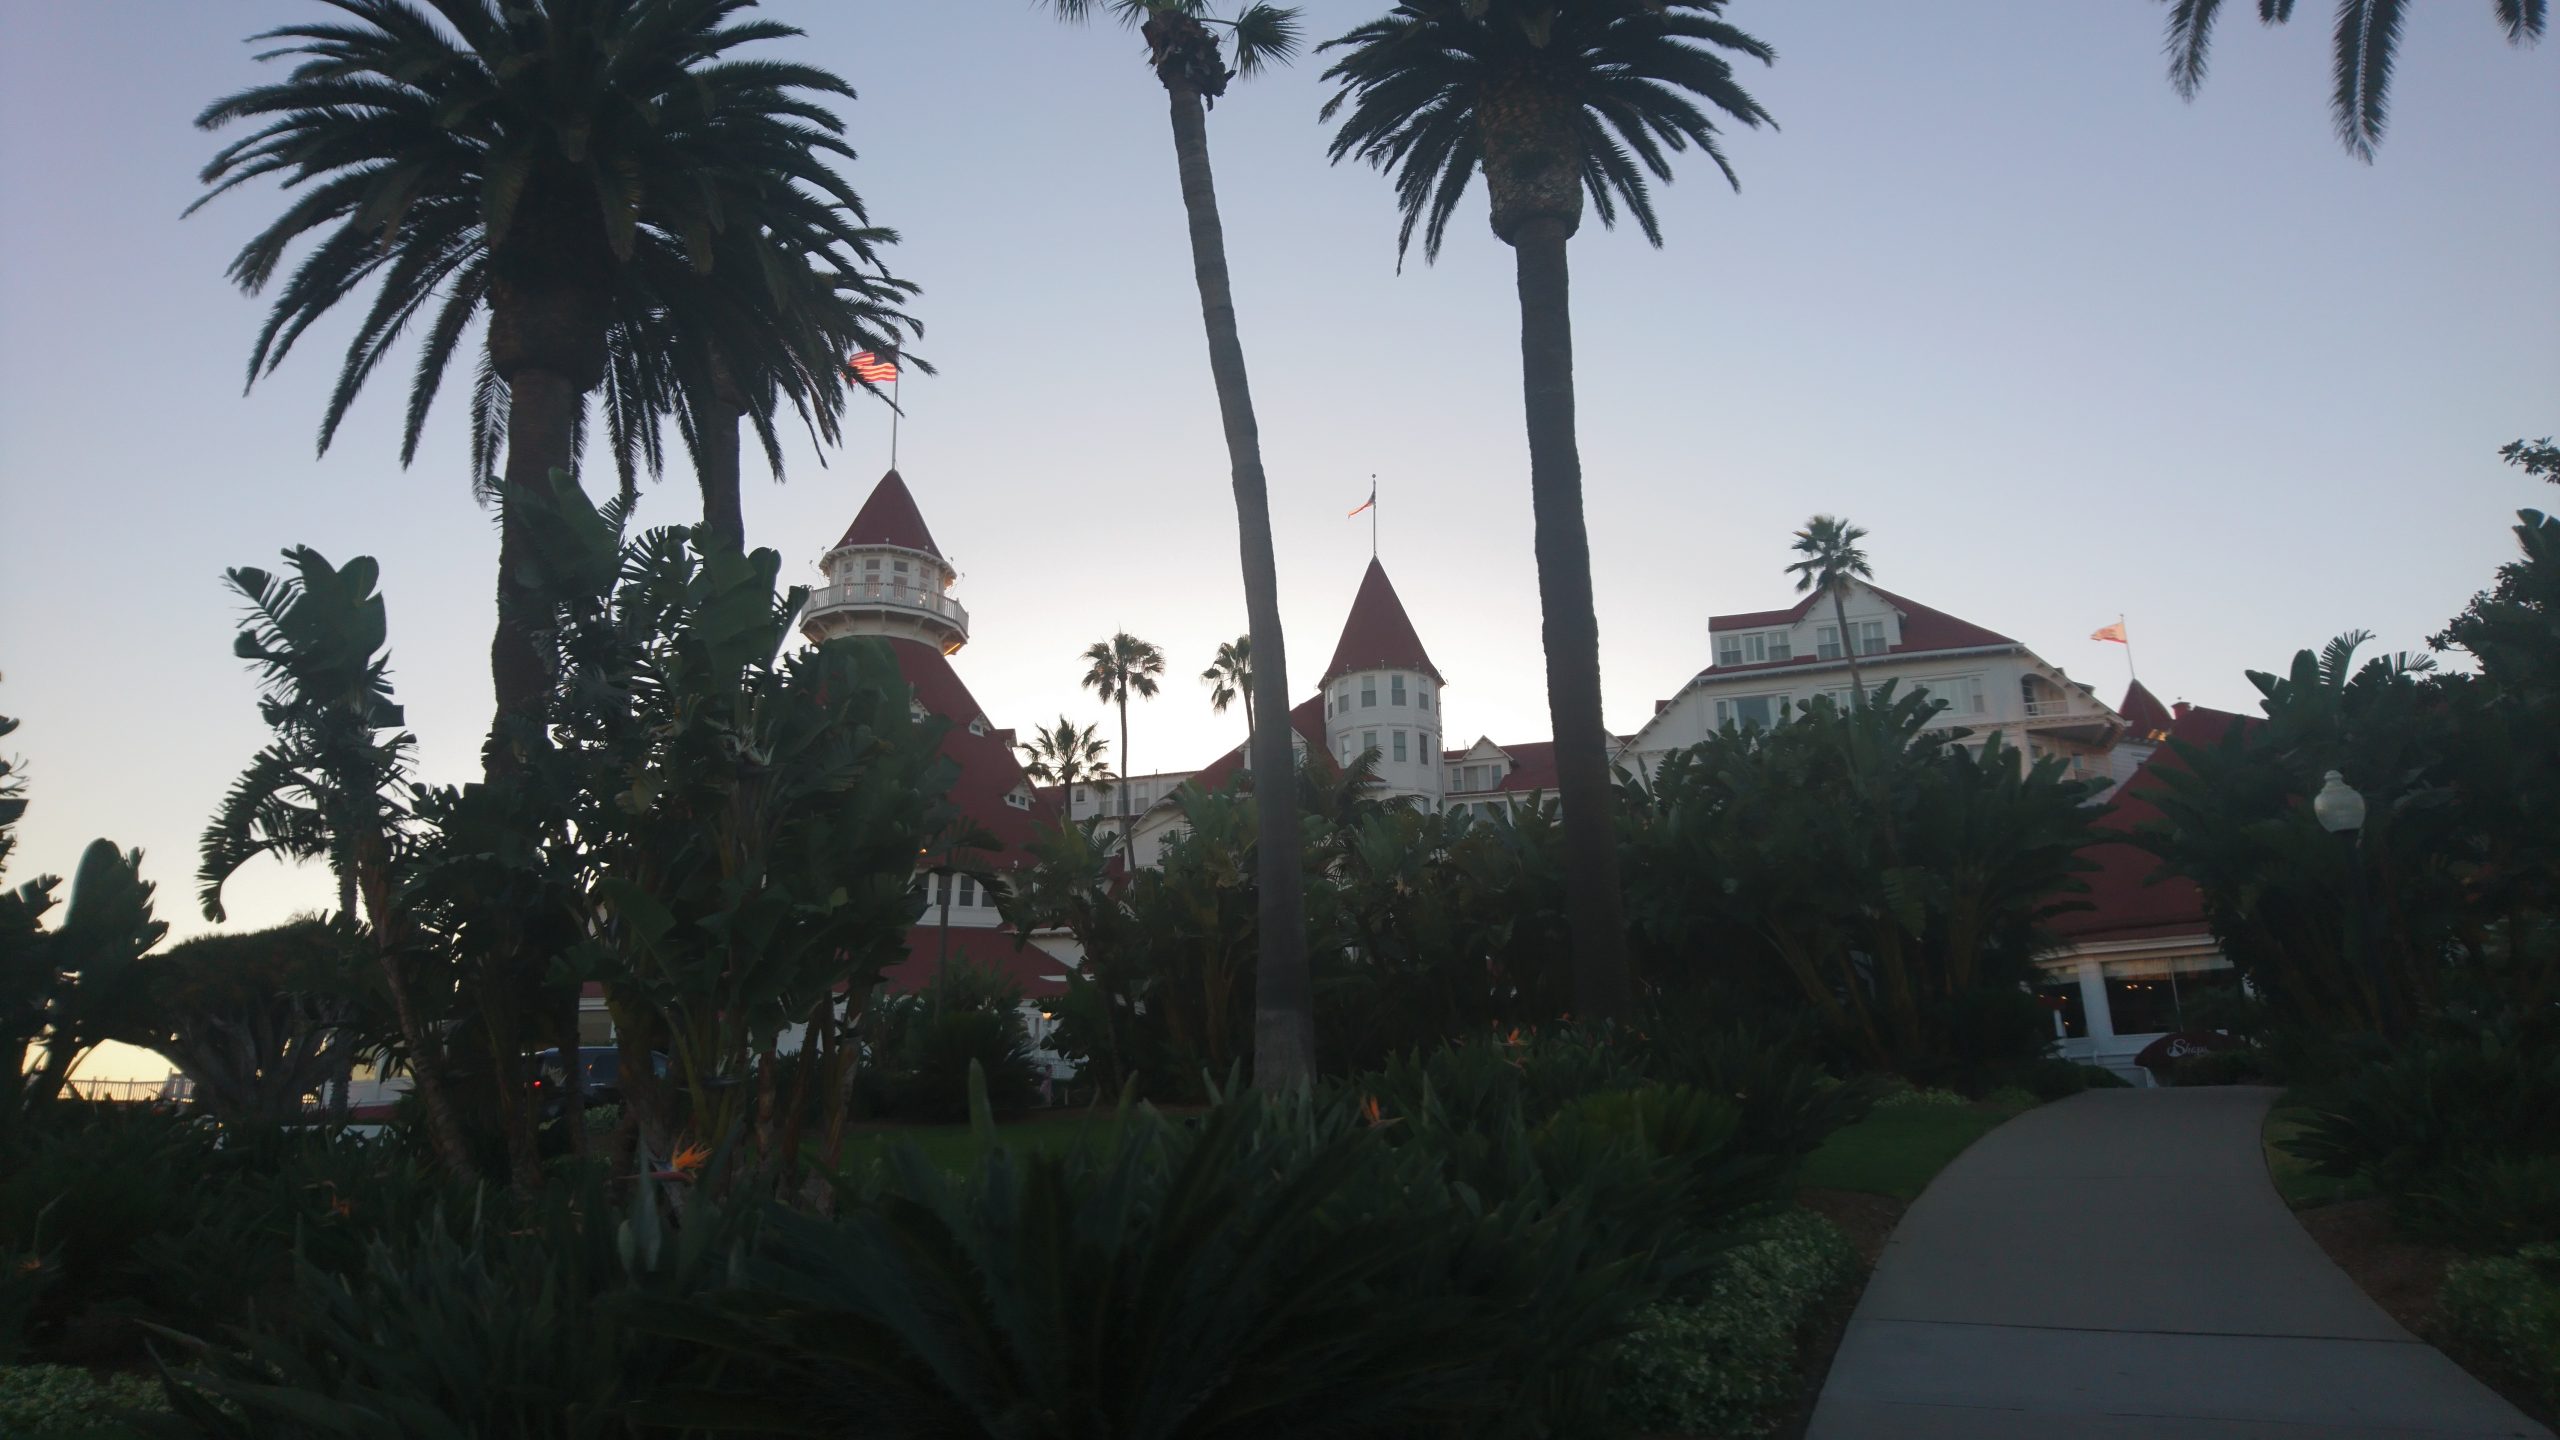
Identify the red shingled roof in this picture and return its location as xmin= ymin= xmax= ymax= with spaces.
xmin=1699 ymin=585 xmax=2018 ymax=678
xmin=834 ymin=469 xmax=942 ymax=557
xmin=2118 ymin=680 xmax=2173 ymax=742
xmin=2049 ymin=705 xmax=2250 ymax=944
xmin=1172 ymin=696 xmax=1330 ymax=800
xmin=891 ymin=641 xmax=1055 ymax=862
xmin=880 ymin=924 xmax=1073 ymax=999
xmin=1322 ymin=560 xmax=1443 ymax=685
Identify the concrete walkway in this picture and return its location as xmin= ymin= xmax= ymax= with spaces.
xmin=1807 ymin=1087 xmax=2552 ymax=1439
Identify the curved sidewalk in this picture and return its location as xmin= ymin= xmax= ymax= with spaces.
xmin=1807 ymin=1086 xmax=2551 ymax=1439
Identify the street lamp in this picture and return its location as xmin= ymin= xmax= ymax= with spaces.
xmin=2313 ymin=770 xmax=2366 ymax=835
xmin=2312 ymin=770 xmax=2388 ymax=1037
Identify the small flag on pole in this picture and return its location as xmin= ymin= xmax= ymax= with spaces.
xmin=1347 ymin=480 xmax=1376 ymax=518
xmin=849 ymin=350 xmax=898 ymax=385
xmin=2091 ymin=621 xmax=2128 ymax=644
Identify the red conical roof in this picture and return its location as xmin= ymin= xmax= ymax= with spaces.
xmin=2119 ymin=679 xmax=2173 ymax=740
xmin=834 ymin=469 xmax=941 ymax=557
xmin=1322 ymin=559 xmax=1442 ymax=685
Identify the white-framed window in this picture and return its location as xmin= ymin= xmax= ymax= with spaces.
xmin=1419 ymin=685 xmax=1431 ymax=711
xmin=967 ymin=717 xmax=987 ymax=737
xmin=1390 ymin=674 xmax=1408 ymax=705
xmin=1950 ymin=676 xmax=1987 ymax=715
xmin=1719 ymin=630 xmax=1795 ymax=666
xmin=1005 ymin=788 xmax=1030 ymax=810
xmin=1392 ymin=730 xmax=1409 ymax=762
xmin=1341 ymin=737 xmax=1354 ymax=764
xmin=1361 ymin=678 xmax=1377 ymax=708
xmin=1714 ymin=693 xmax=1790 ymax=730
xmin=1816 ymin=626 xmax=1841 ymax=660
xmin=1362 ymin=729 xmax=1378 ymax=756
xmin=1855 ymin=620 xmax=1887 ymax=655
xmin=1334 ymin=685 xmax=1350 ymax=714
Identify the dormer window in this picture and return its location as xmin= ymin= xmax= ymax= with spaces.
xmin=1005 ymin=788 xmax=1031 ymax=810
xmin=967 ymin=717 xmax=987 ymax=737
xmin=1718 ymin=631 xmax=1793 ymax=667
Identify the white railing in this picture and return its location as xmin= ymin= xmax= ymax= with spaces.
xmin=2023 ymin=699 xmax=2075 ymax=718
xmin=805 ymin=582 xmax=970 ymax=631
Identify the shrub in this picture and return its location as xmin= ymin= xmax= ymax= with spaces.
xmin=1643 ymin=1023 xmax=1878 ymax=1169
xmin=2284 ymin=1009 xmax=2560 ymax=1245
xmin=154 ymin=1166 xmax=746 ymax=1440
xmin=0 ymin=1109 xmax=219 ymax=1360
xmin=2440 ymin=1243 xmax=2560 ymax=1418
xmin=659 ymin=1090 xmax=1642 ymax=1439
xmin=2404 ymin=1155 xmax=2560 ymax=1252
xmin=0 ymin=1364 xmax=163 ymax=1437
xmin=1873 ymin=1084 xmax=1969 ymax=1109
xmin=1606 ymin=1210 xmax=1861 ymax=1437
xmin=858 ymin=963 xmax=1040 ymax=1122
xmin=2167 ymin=1049 xmax=2278 ymax=1087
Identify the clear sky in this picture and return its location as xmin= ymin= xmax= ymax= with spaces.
xmin=3 ymin=2 xmax=2554 ymax=1032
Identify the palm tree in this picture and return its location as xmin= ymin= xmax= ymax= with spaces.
xmin=1202 ymin=635 xmax=1256 ymax=733
xmin=1787 ymin=515 xmax=1876 ymax=711
xmin=1044 ymin=0 xmax=1318 ymax=1087
xmin=1080 ymin=633 xmax=1167 ymax=858
xmin=1320 ymin=0 xmax=1775 ymax=1024
xmin=192 ymin=0 xmax=887 ymax=750
xmin=198 ymin=546 xmax=479 ymax=1177
xmin=2158 ymin=0 xmax=2547 ymax=161
xmin=1018 ymin=717 xmax=1116 ymax=817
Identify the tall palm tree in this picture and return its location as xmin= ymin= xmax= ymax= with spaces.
xmin=1018 ymin=717 xmax=1117 ymax=815
xmin=1202 ymin=634 xmax=1256 ymax=733
xmin=1044 ymin=0 xmax=1318 ymax=1087
xmin=1321 ymin=0 xmax=1775 ymax=1024
xmin=1080 ymin=633 xmax=1167 ymax=859
xmin=1787 ymin=515 xmax=1875 ymax=711
xmin=2158 ymin=0 xmax=2547 ymax=160
xmin=193 ymin=0 xmax=886 ymax=752
xmin=197 ymin=546 xmax=477 ymax=1176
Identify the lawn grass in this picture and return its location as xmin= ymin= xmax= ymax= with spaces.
xmin=1799 ymin=1099 xmax=2035 ymax=1200
xmin=828 ymin=1106 xmax=1126 ymax=1175
xmin=2261 ymin=1098 xmax=2375 ymax=1210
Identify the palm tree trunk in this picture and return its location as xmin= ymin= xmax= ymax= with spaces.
xmin=1162 ymin=83 xmax=1314 ymax=1088
xmin=698 ymin=358 xmax=746 ymax=552
xmin=490 ymin=368 xmax=582 ymax=762
xmin=1117 ymin=694 xmax=1132 ymax=861
xmin=1510 ymin=218 xmax=1634 ymax=1025
xmin=1832 ymin=588 xmax=1864 ymax=708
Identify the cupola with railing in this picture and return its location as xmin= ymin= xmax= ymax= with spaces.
xmin=801 ymin=469 xmax=970 ymax=655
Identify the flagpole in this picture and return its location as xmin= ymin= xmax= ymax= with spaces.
xmin=1371 ymin=473 xmax=1379 ymax=559
xmin=890 ymin=365 xmax=901 ymax=471
xmin=2120 ymin=614 xmax=2137 ymax=685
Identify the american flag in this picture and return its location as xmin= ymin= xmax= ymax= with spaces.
xmin=848 ymin=350 xmax=898 ymax=385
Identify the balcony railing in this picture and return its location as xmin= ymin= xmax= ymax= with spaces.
xmin=805 ymin=581 xmax=969 ymax=631
xmin=2022 ymin=699 xmax=2076 ymax=718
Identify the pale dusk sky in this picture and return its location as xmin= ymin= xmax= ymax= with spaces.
xmin=2 ymin=3 xmax=2552 ymax=1054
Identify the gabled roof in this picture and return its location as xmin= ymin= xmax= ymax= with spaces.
xmin=890 ymin=641 xmax=1056 ymax=860
xmin=1700 ymin=584 xmax=2018 ymax=678
xmin=1322 ymin=559 xmax=1443 ymax=686
xmin=2048 ymin=704 xmax=2251 ymax=944
xmin=879 ymin=925 xmax=1071 ymax=999
xmin=2118 ymin=680 xmax=2174 ymax=741
xmin=1166 ymin=696 xmax=1329 ymax=802
xmin=834 ymin=469 xmax=942 ymax=557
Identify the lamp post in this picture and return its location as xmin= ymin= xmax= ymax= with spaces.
xmin=2312 ymin=770 xmax=2387 ymax=1037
